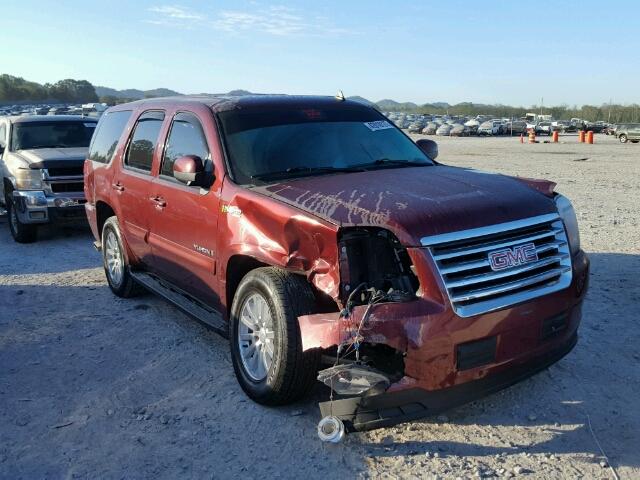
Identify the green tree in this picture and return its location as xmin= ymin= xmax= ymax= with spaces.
xmin=45 ymin=79 xmax=98 ymax=103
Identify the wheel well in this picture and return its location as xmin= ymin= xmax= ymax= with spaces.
xmin=225 ymin=255 xmax=339 ymax=317
xmin=225 ymin=255 xmax=268 ymax=314
xmin=96 ymin=201 xmax=116 ymax=239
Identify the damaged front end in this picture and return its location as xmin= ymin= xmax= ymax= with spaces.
xmin=299 ymin=223 xmax=588 ymax=437
xmin=299 ymin=227 xmax=424 ymax=436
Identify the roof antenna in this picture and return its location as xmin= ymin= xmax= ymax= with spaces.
xmin=335 ymin=90 xmax=345 ymax=101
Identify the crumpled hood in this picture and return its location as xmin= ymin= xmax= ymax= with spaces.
xmin=251 ymin=165 xmax=558 ymax=246
xmin=14 ymin=147 xmax=88 ymax=167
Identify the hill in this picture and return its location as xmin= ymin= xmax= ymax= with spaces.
xmin=94 ymin=86 xmax=181 ymax=100
xmin=376 ymin=99 xmax=419 ymax=110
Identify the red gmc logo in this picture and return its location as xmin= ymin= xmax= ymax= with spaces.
xmin=488 ymin=242 xmax=538 ymax=271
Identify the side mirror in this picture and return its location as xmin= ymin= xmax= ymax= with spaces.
xmin=173 ymin=155 xmax=206 ymax=186
xmin=416 ymin=139 xmax=438 ymax=160
xmin=0 ymin=144 xmax=5 ymax=155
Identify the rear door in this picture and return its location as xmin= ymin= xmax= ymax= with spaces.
xmin=147 ymin=110 xmax=221 ymax=307
xmin=113 ymin=110 xmax=165 ymax=264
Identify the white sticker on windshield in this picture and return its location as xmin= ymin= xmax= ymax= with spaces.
xmin=84 ymin=123 xmax=96 ymax=128
xmin=364 ymin=120 xmax=394 ymax=131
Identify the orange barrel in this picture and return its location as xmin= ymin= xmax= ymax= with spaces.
xmin=552 ymin=131 xmax=559 ymax=143
xmin=528 ymin=130 xmax=536 ymax=143
xmin=578 ymin=131 xmax=585 ymax=143
xmin=586 ymin=131 xmax=594 ymax=144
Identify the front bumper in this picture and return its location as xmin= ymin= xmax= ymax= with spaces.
xmin=321 ymin=331 xmax=578 ymax=432
xmin=302 ymin=249 xmax=590 ymax=431
xmin=12 ymin=190 xmax=87 ymax=225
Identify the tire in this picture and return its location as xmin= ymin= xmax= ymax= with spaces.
xmin=619 ymin=134 xmax=628 ymax=144
xmin=7 ymin=199 xmax=37 ymax=243
xmin=102 ymin=216 xmax=139 ymax=298
xmin=229 ymin=267 xmax=321 ymax=405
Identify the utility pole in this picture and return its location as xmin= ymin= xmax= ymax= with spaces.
xmin=540 ymin=97 xmax=543 ymax=116
xmin=608 ymin=98 xmax=612 ymax=123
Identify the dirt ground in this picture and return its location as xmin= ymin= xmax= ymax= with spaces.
xmin=1 ymin=134 xmax=638 ymax=479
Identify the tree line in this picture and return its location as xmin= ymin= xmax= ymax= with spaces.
xmin=0 ymin=74 xmax=98 ymax=103
xmin=2 ymin=73 xmax=638 ymax=123
xmin=385 ymin=101 xmax=640 ymax=123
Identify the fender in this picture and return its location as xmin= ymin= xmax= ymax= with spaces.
xmin=218 ymin=185 xmax=341 ymax=303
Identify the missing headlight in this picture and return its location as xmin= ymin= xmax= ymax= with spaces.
xmin=338 ymin=227 xmax=419 ymax=304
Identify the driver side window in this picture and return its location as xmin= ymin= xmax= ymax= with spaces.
xmin=161 ymin=112 xmax=210 ymax=179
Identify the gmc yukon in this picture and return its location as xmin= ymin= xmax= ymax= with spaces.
xmin=84 ymin=95 xmax=589 ymax=432
xmin=0 ymin=115 xmax=97 ymax=242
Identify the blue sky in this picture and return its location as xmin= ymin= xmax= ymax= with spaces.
xmin=3 ymin=1 xmax=639 ymax=106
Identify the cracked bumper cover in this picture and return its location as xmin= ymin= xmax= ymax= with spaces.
xmin=320 ymin=332 xmax=578 ymax=432
xmin=300 ymin=250 xmax=589 ymax=431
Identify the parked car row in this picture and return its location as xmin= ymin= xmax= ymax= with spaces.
xmin=387 ymin=111 xmax=623 ymax=137
xmin=0 ymin=102 xmax=107 ymax=118
xmin=0 ymin=95 xmax=590 ymax=437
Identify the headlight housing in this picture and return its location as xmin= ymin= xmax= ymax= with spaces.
xmin=14 ymin=168 xmax=43 ymax=190
xmin=555 ymin=194 xmax=580 ymax=255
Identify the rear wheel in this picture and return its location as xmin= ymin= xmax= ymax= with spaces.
xmin=619 ymin=134 xmax=628 ymax=143
xmin=229 ymin=267 xmax=320 ymax=405
xmin=7 ymin=199 xmax=37 ymax=243
xmin=102 ymin=216 xmax=139 ymax=298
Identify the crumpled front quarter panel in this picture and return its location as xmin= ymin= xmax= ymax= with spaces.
xmin=219 ymin=180 xmax=341 ymax=302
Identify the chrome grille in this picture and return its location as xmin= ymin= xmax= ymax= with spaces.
xmin=42 ymin=169 xmax=84 ymax=194
xmin=421 ymin=214 xmax=572 ymax=317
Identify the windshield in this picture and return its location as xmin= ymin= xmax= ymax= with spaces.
xmin=218 ymin=106 xmax=433 ymax=184
xmin=11 ymin=121 xmax=96 ymax=150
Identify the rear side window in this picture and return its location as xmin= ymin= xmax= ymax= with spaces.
xmin=125 ymin=111 xmax=165 ymax=172
xmin=161 ymin=113 xmax=210 ymax=178
xmin=88 ymin=110 xmax=132 ymax=164
xmin=0 ymin=123 xmax=6 ymax=147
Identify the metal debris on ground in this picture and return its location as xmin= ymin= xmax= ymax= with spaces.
xmin=317 ymin=415 xmax=345 ymax=443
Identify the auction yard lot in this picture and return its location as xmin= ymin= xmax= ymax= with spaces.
xmin=1 ymin=134 xmax=638 ymax=479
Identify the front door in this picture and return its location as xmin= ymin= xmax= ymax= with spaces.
xmin=113 ymin=110 xmax=165 ymax=265
xmin=147 ymin=111 xmax=220 ymax=308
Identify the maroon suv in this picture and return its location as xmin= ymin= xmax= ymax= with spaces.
xmin=84 ymin=95 xmax=589 ymax=431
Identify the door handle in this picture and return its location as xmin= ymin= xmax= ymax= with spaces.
xmin=149 ymin=196 xmax=167 ymax=208
xmin=112 ymin=182 xmax=125 ymax=192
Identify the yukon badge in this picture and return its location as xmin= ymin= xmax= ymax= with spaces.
xmin=488 ymin=242 xmax=538 ymax=271
xmin=193 ymin=244 xmax=213 ymax=257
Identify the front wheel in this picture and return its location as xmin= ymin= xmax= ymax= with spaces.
xmin=229 ymin=267 xmax=320 ymax=405
xmin=7 ymin=199 xmax=37 ymax=243
xmin=619 ymin=134 xmax=628 ymax=143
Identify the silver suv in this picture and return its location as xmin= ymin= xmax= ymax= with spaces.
xmin=616 ymin=123 xmax=640 ymax=144
xmin=0 ymin=115 xmax=97 ymax=242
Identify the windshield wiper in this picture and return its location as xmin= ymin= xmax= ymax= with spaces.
xmin=251 ymin=165 xmax=365 ymax=181
xmin=352 ymin=158 xmax=432 ymax=169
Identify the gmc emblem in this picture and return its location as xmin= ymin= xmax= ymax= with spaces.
xmin=488 ymin=242 xmax=538 ymax=271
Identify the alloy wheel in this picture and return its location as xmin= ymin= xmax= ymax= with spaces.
xmin=237 ymin=292 xmax=276 ymax=381
xmin=105 ymin=230 xmax=124 ymax=286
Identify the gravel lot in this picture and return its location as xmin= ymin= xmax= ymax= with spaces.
xmin=1 ymin=134 xmax=638 ymax=479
